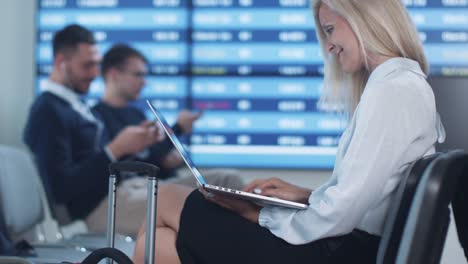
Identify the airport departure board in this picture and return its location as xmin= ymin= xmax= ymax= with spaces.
xmin=37 ymin=0 xmax=468 ymax=168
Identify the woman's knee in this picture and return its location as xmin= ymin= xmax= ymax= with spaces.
xmin=158 ymin=184 xmax=193 ymax=206
xmin=157 ymin=184 xmax=193 ymax=229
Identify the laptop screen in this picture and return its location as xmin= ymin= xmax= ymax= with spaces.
xmin=146 ymin=100 xmax=207 ymax=186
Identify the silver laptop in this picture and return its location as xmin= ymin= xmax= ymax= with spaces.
xmin=146 ymin=100 xmax=308 ymax=210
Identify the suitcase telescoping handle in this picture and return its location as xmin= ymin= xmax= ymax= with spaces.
xmin=107 ymin=161 xmax=160 ymax=264
xmin=109 ymin=161 xmax=159 ymax=178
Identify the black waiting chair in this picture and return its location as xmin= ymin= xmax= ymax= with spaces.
xmin=377 ymin=153 xmax=441 ymax=264
xmin=450 ymin=154 xmax=468 ymax=260
xmin=396 ymin=150 xmax=468 ymax=264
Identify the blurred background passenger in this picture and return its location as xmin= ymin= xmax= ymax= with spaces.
xmin=93 ymin=43 xmax=243 ymax=190
xmin=23 ymin=24 xmax=163 ymax=236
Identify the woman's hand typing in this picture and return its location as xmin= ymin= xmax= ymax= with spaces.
xmin=243 ymin=178 xmax=312 ymax=205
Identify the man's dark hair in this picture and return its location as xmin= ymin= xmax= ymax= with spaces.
xmin=52 ymin=24 xmax=96 ymax=57
xmin=101 ymin=44 xmax=148 ymax=79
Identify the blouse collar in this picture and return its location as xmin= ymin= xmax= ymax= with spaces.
xmin=368 ymin=57 xmax=426 ymax=84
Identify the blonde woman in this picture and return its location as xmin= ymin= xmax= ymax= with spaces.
xmin=133 ymin=0 xmax=445 ymax=263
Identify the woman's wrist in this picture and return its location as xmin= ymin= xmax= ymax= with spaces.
xmin=300 ymin=188 xmax=313 ymax=204
xmin=244 ymin=204 xmax=261 ymax=223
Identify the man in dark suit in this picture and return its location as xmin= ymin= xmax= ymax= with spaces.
xmin=23 ymin=25 xmax=162 ymax=235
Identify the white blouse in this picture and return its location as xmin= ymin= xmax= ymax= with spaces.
xmin=258 ymin=57 xmax=445 ymax=245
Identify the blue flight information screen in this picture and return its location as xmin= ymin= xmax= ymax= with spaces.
xmin=36 ymin=0 xmax=468 ymax=169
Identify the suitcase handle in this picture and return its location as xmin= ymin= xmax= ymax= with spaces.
xmin=107 ymin=161 xmax=160 ymax=264
xmin=109 ymin=161 xmax=159 ymax=178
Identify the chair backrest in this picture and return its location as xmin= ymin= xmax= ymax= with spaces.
xmin=0 ymin=145 xmax=44 ymax=236
xmin=397 ymin=150 xmax=468 ymax=264
xmin=0 ymin=145 xmax=62 ymax=242
xmin=449 ymin=155 xmax=468 ymax=260
xmin=377 ymin=153 xmax=441 ymax=264
xmin=0 ymin=204 xmax=14 ymax=256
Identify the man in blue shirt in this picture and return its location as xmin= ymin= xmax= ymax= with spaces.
xmin=23 ymin=25 xmax=163 ymax=235
xmin=92 ymin=43 xmax=243 ymax=195
xmin=93 ymin=44 xmax=200 ymax=180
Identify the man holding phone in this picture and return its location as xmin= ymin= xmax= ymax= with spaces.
xmin=92 ymin=44 xmax=243 ymax=195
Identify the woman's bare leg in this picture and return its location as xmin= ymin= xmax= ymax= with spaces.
xmin=132 ymin=184 xmax=193 ymax=264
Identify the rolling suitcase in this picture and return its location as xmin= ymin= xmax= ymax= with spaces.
xmin=105 ymin=161 xmax=160 ymax=264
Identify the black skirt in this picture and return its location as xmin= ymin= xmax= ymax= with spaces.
xmin=176 ymin=190 xmax=380 ymax=264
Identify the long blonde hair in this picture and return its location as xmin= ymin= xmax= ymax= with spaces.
xmin=312 ymin=0 xmax=428 ymax=115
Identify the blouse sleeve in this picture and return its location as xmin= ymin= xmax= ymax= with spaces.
xmin=258 ymin=78 xmax=436 ymax=244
